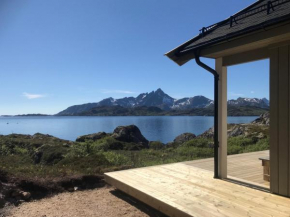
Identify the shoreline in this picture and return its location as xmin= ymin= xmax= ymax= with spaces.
xmin=1 ymin=114 xmax=263 ymax=117
xmin=0 ymin=116 xmax=260 ymax=143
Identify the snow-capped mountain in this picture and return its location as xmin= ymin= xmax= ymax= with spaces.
xmin=57 ymin=88 xmax=176 ymax=115
xmin=227 ymin=97 xmax=269 ymax=108
xmin=172 ymin=96 xmax=213 ymax=110
xmin=57 ymin=89 xmax=269 ymax=115
xmin=135 ymin=88 xmax=175 ymax=109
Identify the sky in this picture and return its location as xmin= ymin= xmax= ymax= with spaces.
xmin=0 ymin=0 xmax=269 ymax=115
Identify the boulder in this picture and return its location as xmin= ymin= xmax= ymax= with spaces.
xmin=20 ymin=191 xmax=31 ymax=201
xmin=199 ymin=124 xmax=247 ymax=138
xmin=111 ymin=125 xmax=149 ymax=148
xmin=198 ymin=127 xmax=214 ymax=138
xmin=76 ymin=132 xmax=107 ymax=142
xmin=173 ymin=133 xmax=196 ymax=145
xmin=252 ymin=112 xmax=270 ymax=125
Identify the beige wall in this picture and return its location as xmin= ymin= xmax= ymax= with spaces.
xmin=270 ymin=44 xmax=290 ymax=197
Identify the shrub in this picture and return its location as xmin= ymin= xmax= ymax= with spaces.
xmin=58 ymin=153 xmax=110 ymax=174
xmin=35 ymin=144 xmax=70 ymax=165
xmin=149 ymin=141 xmax=164 ymax=150
xmin=228 ymin=137 xmax=253 ymax=147
xmin=243 ymin=137 xmax=269 ymax=153
xmin=103 ymin=152 xmax=131 ymax=166
xmin=176 ymin=146 xmax=214 ymax=159
xmin=182 ymin=138 xmax=212 ymax=148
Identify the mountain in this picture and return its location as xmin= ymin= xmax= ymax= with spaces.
xmin=262 ymin=98 xmax=269 ymax=106
xmin=172 ymin=96 xmax=213 ymax=110
xmin=57 ymin=103 xmax=99 ymax=116
xmin=1 ymin=114 xmax=50 ymax=117
xmin=227 ymin=97 xmax=269 ymax=108
xmin=135 ymin=88 xmax=174 ymax=110
xmin=56 ymin=88 xmax=269 ymax=116
xmin=78 ymin=105 xmax=268 ymax=117
xmin=57 ymin=88 xmax=176 ymax=115
xmin=78 ymin=105 xmax=164 ymax=116
xmin=57 ymin=88 xmax=175 ymax=115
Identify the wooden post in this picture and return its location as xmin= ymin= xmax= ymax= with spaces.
xmin=216 ymin=58 xmax=227 ymax=179
xmin=269 ymin=47 xmax=279 ymax=194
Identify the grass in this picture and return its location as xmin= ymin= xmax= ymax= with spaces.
xmin=0 ymin=126 xmax=269 ymax=180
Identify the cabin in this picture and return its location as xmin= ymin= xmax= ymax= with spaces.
xmin=105 ymin=1 xmax=290 ymax=216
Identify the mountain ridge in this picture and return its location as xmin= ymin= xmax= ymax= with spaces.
xmin=57 ymin=88 xmax=269 ymax=116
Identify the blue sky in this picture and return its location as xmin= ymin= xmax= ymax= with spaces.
xmin=0 ymin=0 xmax=269 ymax=115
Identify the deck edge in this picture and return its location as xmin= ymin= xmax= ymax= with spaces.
xmin=104 ymin=173 xmax=193 ymax=217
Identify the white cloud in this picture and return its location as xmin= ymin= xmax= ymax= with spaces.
xmin=229 ymin=92 xmax=244 ymax=97
xmin=250 ymin=91 xmax=255 ymax=94
xmin=22 ymin=92 xmax=46 ymax=99
xmin=101 ymin=89 xmax=136 ymax=94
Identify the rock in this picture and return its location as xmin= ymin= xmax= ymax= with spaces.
xmin=199 ymin=124 xmax=247 ymax=138
xmin=63 ymin=143 xmax=70 ymax=147
xmin=76 ymin=132 xmax=107 ymax=142
xmin=11 ymin=190 xmax=20 ymax=198
xmin=32 ymin=133 xmax=53 ymax=140
xmin=68 ymin=188 xmax=74 ymax=192
xmin=111 ymin=125 xmax=149 ymax=148
xmin=33 ymin=151 xmax=43 ymax=164
xmin=252 ymin=112 xmax=270 ymax=125
xmin=20 ymin=191 xmax=31 ymax=200
xmin=198 ymin=127 xmax=214 ymax=138
xmin=228 ymin=126 xmax=244 ymax=137
xmin=173 ymin=133 xmax=196 ymax=145
xmin=256 ymin=132 xmax=265 ymax=139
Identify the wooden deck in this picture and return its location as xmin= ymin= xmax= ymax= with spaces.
xmin=186 ymin=150 xmax=270 ymax=188
xmin=105 ymin=150 xmax=290 ymax=217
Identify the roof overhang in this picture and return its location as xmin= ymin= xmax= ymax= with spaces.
xmin=165 ymin=16 xmax=290 ymax=66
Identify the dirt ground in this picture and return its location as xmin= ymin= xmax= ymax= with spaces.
xmin=0 ymin=186 xmax=166 ymax=217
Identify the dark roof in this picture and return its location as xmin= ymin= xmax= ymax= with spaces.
xmin=166 ymin=0 xmax=290 ymax=65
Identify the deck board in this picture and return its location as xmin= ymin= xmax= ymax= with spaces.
xmin=105 ymin=150 xmax=290 ymax=217
xmin=185 ymin=150 xmax=270 ymax=187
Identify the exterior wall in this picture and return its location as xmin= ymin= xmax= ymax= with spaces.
xmin=270 ymin=44 xmax=290 ymax=197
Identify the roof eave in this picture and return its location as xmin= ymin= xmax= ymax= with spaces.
xmin=164 ymin=34 xmax=201 ymax=66
xmin=164 ymin=50 xmax=194 ymax=66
